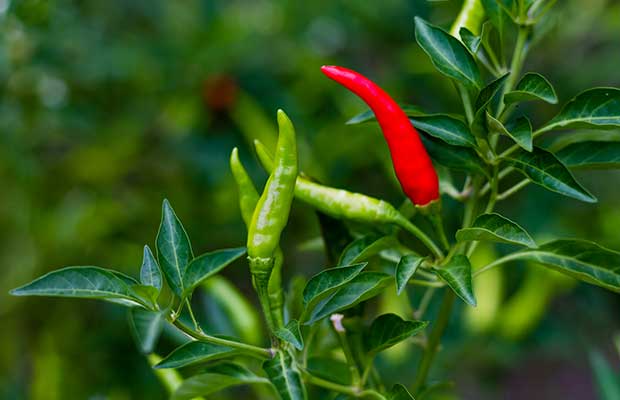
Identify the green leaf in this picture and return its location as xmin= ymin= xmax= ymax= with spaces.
xmin=414 ymin=17 xmax=483 ymax=89
xmin=504 ymin=147 xmax=597 ymax=203
xmin=155 ymin=341 xmax=238 ymax=369
xmin=395 ymin=255 xmax=425 ymax=295
xmin=510 ymin=240 xmax=620 ymax=293
xmin=346 ymin=104 xmax=426 ymax=125
xmin=504 ymin=72 xmax=558 ymax=105
xmin=364 ymin=314 xmax=427 ymax=355
xmin=590 ymin=350 xmax=620 ymax=400
xmin=421 ymin=134 xmax=488 ymax=175
xmin=10 ymin=266 xmax=148 ymax=308
xmin=556 ymin=141 xmax=620 ymax=169
xmin=475 ymin=73 xmax=510 ymax=112
xmin=274 ymin=319 xmax=304 ymax=350
xmin=481 ymin=0 xmax=507 ymax=37
xmin=302 ymin=263 xmax=367 ymax=319
xmin=307 ymin=272 xmax=392 ymax=324
xmin=543 ymin=88 xmax=620 ymax=131
xmin=389 ymin=384 xmax=416 ymax=400
xmin=487 ymin=114 xmax=532 ymax=151
xmin=411 ymin=115 xmax=476 ymax=147
xmin=456 ymin=213 xmax=536 ymax=248
xmin=338 ymin=235 xmax=396 ymax=266
xmin=263 ymin=351 xmax=307 ymax=400
xmin=182 ymin=247 xmax=246 ymax=297
xmin=129 ymin=308 xmax=165 ymax=354
xmin=156 ymin=199 xmax=194 ymax=297
xmin=172 ymin=363 xmax=269 ymax=400
xmin=459 ymin=27 xmax=481 ymax=54
xmin=140 ymin=245 xmax=162 ymax=291
xmin=434 ymin=255 xmax=476 ymax=306
xmin=306 ymin=357 xmax=351 ymax=385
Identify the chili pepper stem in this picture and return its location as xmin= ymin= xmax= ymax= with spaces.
xmin=394 ymin=214 xmax=444 ymax=260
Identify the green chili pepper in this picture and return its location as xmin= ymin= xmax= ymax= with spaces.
xmin=449 ymin=0 xmax=485 ymax=36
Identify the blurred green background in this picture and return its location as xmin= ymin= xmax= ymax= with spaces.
xmin=1 ymin=0 xmax=619 ymax=399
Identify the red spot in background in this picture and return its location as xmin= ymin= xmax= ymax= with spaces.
xmin=202 ymin=75 xmax=238 ymax=112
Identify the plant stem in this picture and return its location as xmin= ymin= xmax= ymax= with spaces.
xmin=411 ymin=290 xmax=456 ymax=394
xmin=185 ymin=298 xmax=201 ymax=332
xmin=456 ymin=83 xmax=475 ymax=124
xmin=409 ymin=279 xmax=445 ymax=288
xmin=170 ymin=315 xmax=274 ymax=359
xmin=301 ymin=370 xmax=386 ymax=399
xmin=414 ymin=288 xmax=436 ymax=319
xmin=484 ymin=165 xmax=499 ymax=213
xmin=395 ymin=215 xmax=444 ymax=260
xmin=496 ymin=25 xmax=530 ymax=118
xmin=473 ymin=252 xmax=523 ymax=278
xmin=333 ymin=326 xmax=361 ymax=386
xmin=497 ymin=178 xmax=530 ymax=200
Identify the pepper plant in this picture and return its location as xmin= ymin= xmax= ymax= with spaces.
xmin=10 ymin=1 xmax=620 ymax=399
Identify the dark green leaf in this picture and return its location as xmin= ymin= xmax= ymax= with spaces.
xmin=389 ymin=384 xmax=416 ymax=400
xmin=182 ymin=247 xmax=246 ymax=297
xmin=338 ymin=235 xmax=396 ymax=266
xmin=475 ymin=73 xmax=510 ymax=112
xmin=590 ymin=350 xmax=620 ymax=400
xmin=346 ymin=104 xmax=426 ymax=125
xmin=481 ymin=0 xmax=507 ymax=37
xmin=414 ymin=17 xmax=483 ymax=89
xmin=156 ymin=199 xmax=194 ymax=297
xmin=411 ymin=115 xmax=476 ymax=147
xmin=140 ymin=245 xmax=162 ymax=291
xmin=129 ymin=308 xmax=165 ymax=354
xmin=434 ymin=255 xmax=476 ymax=306
xmin=364 ymin=314 xmax=427 ymax=354
xmin=556 ymin=141 xmax=620 ymax=169
xmin=263 ymin=351 xmax=307 ymax=400
xmin=275 ymin=320 xmax=304 ymax=350
xmin=155 ymin=341 xmax=238 ymax=369
xmin=307 ymin=272 xmax=392 ymax=324
xmin=543 ymin=88 xmax=620 ymax=131
xmin=172 ymin=363 xmax=269 ymax=400
xmin=456 ymin=213 xmax=536 ymax=248
xmin=421 ymin=134 xmax=488 ymax=175
xmin=504 ymin=72 xmax=558 ymax=105
xmin=459 ymin=27 xmax=481 ymax=54
xmin=306 ymin=357 xmax=351 ymax=385
xmin=487 ymin=114 xmax=532 ymax=151
xmin=10 ymin=266 xmax=148 ymax=308
xmin=395 ymin=255 xmax=425 ymax=295
xmin=504 ymin=147 xmax=597 ymax=203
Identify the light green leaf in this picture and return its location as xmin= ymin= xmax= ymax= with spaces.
xmin=504 ymin=72 xmax=558 ymax=105
xmin=434 ymin=255 xmax=476 ymax=306
xmin=338 ymin=235 xmax=397 ymax=266
xmin=421 ymin=134 xmax=488 ymax=175
xmin=504 ymin=147 xmax=597 ymax=203
xmin=395 ymin=255 xmax=425 ymax=295
xmin=389 ymin=384 xmax=416 ymax=400
xmin=172 ymin=363 xmax=269 ymax=400
xmin=129 ymin=308 xmax=165 ymax=354
xmin=156 ymin=199 xmax=194 ymax=297
xmin=10 ymin=266 xmax=148 ymax=308
xmin=456 ymin=213 xmax=536 ymax=248
xmin=411 ymin=115 xmax=476 ymax=147
xmin=556 ymin=141 xmax=620 ymax=169
xmin=487 ymin=114 xmax=532 ymax=151
xmin=307 ymin=272 xmax=392 ymax=324
xmin=155 ymin=341 xmax=238 ymax=369
xmin=543 ymin=88 xmax=620 ymax=131
xmin=364 ymin=314 xmax=427 ymax=354
xmin=263 ymin=351 xmax=307 ymax=400
xmin=346 ymin=104 xmax=426 ymax=125
xmin=140 ymin=245 xmax=162 ymax=291
xmin=182 ymin=247 xmax=246 ymax=297
xmin=414 ymin=17 xmax=483 ymax=89
xmin=590 ymin=350 xmax=620 ymax=400
xmin=275 ymin=320 xmax=304 ymax=350
xmin=459 ymin=27 xmax=481 ymax=54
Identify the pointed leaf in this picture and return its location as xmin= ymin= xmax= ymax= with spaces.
xmin=556 ymin=141 xmax=620 ymax=169
xmin=411 ymin=115 xmax=476 ymax=147
xmin=389 ymin=384 xmax=416 ymax=400
xmin=434 ymin=255 xmax=476 ymax=306
xmin=275 ymin=320 xmax=304 ymax=350
xmin=156 ymin=199 xmax=193 ymax=297
xmin=456 ymin=213 xmax=536 ymax=248
xmin=504 ymin=147 xmax=597 ymax=203
xmin=364 ymin=314 xmax=427 ymax=354
xmin=307 ymin=272 xmax=392 ymax=324
xmin=395 ymin=255 xmax=425 ymax=295
xmin=338 ymin=235 xmax=396 ymax=266
xmin=263 ymin=351 xmax=307 ymax=400
xmin=140 ymin=245 xmax=162 ymax=291
xmin=10 ymin=266 xmax=148 ymax=308
xmin=414 ymin=17 xmax=483 ymax=89
xmin=306 ymin=357 xmax=352 ymax=385
xmin=182 ymin=247 xmax=246 ymax=297
xmin=459 ymin=27 xmax=481 ymax=54
xmin=155 ymin=341 xmax=238 ymax=369
xmin=129 ymin=308 xmax=165 ymax=354
xmin=421 ymin=134 xmax=488 ymax=175
xmin=346 ymin=104 xmax=426 ymax=125
xmin=504 ymin=72 xmax=558 ymax=105
xmin=487 ymin=114 xmax=532 ymax=151
xmin=475 ymin=73 xmax=510 ymax=112
xmin=543 ymin=88 xmax=620 ymax=131
xmin=302 ymin=263 xmax=367 ymax=316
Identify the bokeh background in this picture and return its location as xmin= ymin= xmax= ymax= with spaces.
xmin=1 ymin=0 xmax=619 ymax=399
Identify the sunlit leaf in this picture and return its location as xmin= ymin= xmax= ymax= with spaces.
xmin=456 ymin=213 xmax=536 ymax=248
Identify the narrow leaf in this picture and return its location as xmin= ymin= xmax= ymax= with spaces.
xmin=263 ymin=351 xmax=307 ymax=400
xmin=302 ymin=263 xmax=367 ymax=315
xmin=434 ymin=255 xmax=476 ymax=306
xmin=156 ymin=199 xmax=193 ymax=297
xmin=364 ymin=314 xmax=427 ymax=354
xmin=487 ymin=114 xmax=532 ymax=151
xmin=155 ymin=341 xmax=238 ymax=369
xmin=275 ymin=320 xmax=304 ymax=350
xmin=129 ymin=308 xmax=165 ymax=354
xmin=182 ymin=247 xmax=246 ymax=297
xmin=456 ymin=213 xmax=536 ymax=248
xmin=140 ymin=245 xmax=162 ymax=291
xmin=504 ymin=72 xmax=558 ymax=104
xmin=475 ymin=73 xmax=510 ymax=112
xmin=346 ymin=104 xmax=426 ymax=125
xmin=504 ymin=147 xmax=597 ymax=203
xmin=411 ymin=115 xmax=476 ymax=147
xmin=395 ymin=255 xmax=425 ymax=295
xmin=421 ymin=134 xmax=488 ymax=175
xmin=556 ymin=141 xmax=620 ymax=169
xmin=389 ymin=384 xmax=416 ymax=400
xmin=338 ymin=235 xmax=396 ymax=266
xmin=543 ymin=88 xmax=620 ymax=131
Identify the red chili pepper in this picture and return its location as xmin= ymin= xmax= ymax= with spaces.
xmin=321 ymin=65 xmax=439 ymax=206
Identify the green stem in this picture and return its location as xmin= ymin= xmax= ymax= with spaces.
xmin=497 ymin=178 xmax=530 ymax=200
xmin=185 ymin=298 xmax=201 ymax=332
xmin=395 ymin=215 xmax=444 ymax=260
xmin=409 ymin=279 xmax=445 ymax=288
xmin=456 ymin=83 xmax=475 ymax=124
xmin=414 ymin=288 xmax=436 ymax=319
xmin=411 ymin=290 xmax=456 ymax=394
xmin=473 ymin=252 xmax=523 ymax=278
xmin=496 ymin=25 xmax=530 ymax=118
xmin=301 ymin=370 xmax=386 ymax=399
xmin=484 ymin=165 xmax=499 ymax=213
xmin=332 ymin=323 xmax=361 ymax=386
xmin=170 ymin=316 xmax=274 ymax=359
